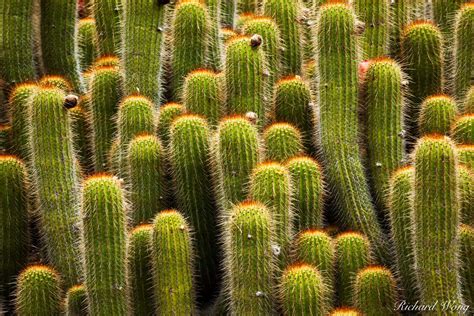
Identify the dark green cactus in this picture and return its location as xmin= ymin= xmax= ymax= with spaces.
xmin=81 ymin=175 xmax=128 ymax=316
xmin=458 ymin=145 xmax=474 ymax=170
xmin=220 ymin=0 xmax=236 ymax=27
xmin=0 ymin=126 xmax=11 ymax=153
xmin=419 ymin=94 xmax=458 ymax=135
xmin=69 ymin=100 xmax=94 ymax=173
xmin=462 ymin=85 xmax=474 ymax=114
xmin=91 ymin=0 xmax=121 ymax=55
xmin=204 ymin=0 xmax=223 ymax=71
xmin=77 ymin=18 xmax=97 ymax=73
xmin=65 ymin=285 xmax=87 ymax=316
xmin=156 ymin=102 xmax=187 ymax=147
xmin=451 ymin=114 xmax=474 ymax=145
xmin=432 ymin=0 xmax=465 ymax=35
xmin=459 ymin=165 xmax=474 ymax=226
xmin=151 ymin=210 xmax=196 ymax=315
xmin=460 ymin=224 xmax=474 ymax=309
xmin=263 ymin=123 xmax=303 ymax=163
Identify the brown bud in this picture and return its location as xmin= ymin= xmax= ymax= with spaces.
xmin=250 ymin=34 xmax=263 ymax=48
xmin=245 ymin=111 xmax=258 ymax=124
xmin=64 ymin=95 xmax=78 ymax=109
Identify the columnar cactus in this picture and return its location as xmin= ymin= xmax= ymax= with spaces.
xmin=77 ymin=18 xmax=97 ymax=72
xmin=459 ymin=165 xmax=474 ymax=226
xmin=0 ymin=126 xmax=11 ymax=153
xmin=419 ymin=94 xmax=458 ymax=135
xmin=453 ymin=4 xmax=474 ymax=102
xmin=286 ymin=156 xmax=324 ymax=230
xmin=151 ymin=210 xmax=196 ymax=315
xmin=263 ymin=123 xmax=303 ymax=162
xmin=15 ymin=265 xmax=62 ymax=316
xmin=462 ymin=85 xmax=474 ymax=114
xmin=459 ymin=224 xmax=474 ymax=309
xmin=316 ymin=2 xmax=388 ymax=263
xmin=204 ymin=0 xmax=223 ymax=71
xmin=413 ymin=135 xmax=462 ymax=311
xmin=39 ymin=75 xmax=73 ymax=92
xmin=432 ymin=0 xmax=465 ymax=35
xmin=81 ymin=175 xmax=128 ymax=316
xmin=65 ymin=285 xmax=87 ymax=316
xmin=69 ymin=100 xmax=94 ymax=172
xmin=223 ymin=202 xmax=274 ymax=315
xmin=91 ymin=0 xmax=121 ymax=55
xmin=458 ymin=145 xmax=474 ymax=170
xmin=452 ymin=114 xmax=474 ymax=146
xmin=156 ymin=102 xmax=187 ymax=147
xmin=221 ymin=0 xmax=236 ymax=27
xmin=28 ymin=87 xmax=81 ymax=287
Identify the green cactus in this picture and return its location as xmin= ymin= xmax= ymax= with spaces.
xmin=335 ymin=232 xmax=372 ymax=306
xmin=237 ymin=0 xmax=258 ymax=14
xmin=182 ymin=69 xmax=224 ymax=126
xmin=220 ymin=0 xmax=236 ymax=27
xmin=432 ymin=0 xmax=465 ymax=35
xmin=0 ymin=156 xmax=29 ymax=297
xmin=156 ymin=103 xmax=186 ymax=147
xmin=77 ymin=18 xmax=97 ymax=73
xmin=413 ymin=135 xmax=462 ymax=312
xmin=235 ymin=12 xmax=256 ymax=33
xmin=459 ymin=165 xmax=474 ymax=226
xmin=225 ymin=36 xmax=267 ymax=127
xmin=460 ymin=224 xmax=474 ymax=309
xmin=28 ymin=87 xmax=81 ymax=288
xmin=128 ymin=225 xmax=154 ymax=316
xmin=81 ymin=175 xmax=128 ymax=316
xmin=223 ymin=201 xmax=274 ymax=315
xmin=127 ymin=135 xmax=167 ymax=225
xmin=221 ymin=27 xmax=237 ymax=42
xmin=92 ymin=55 xmax=121 ymax=68
xmin=40 ymin=0 xmax=83 ymax=92
xmin=39 ymin=75 xmax=73 ymax=92
xmin=204 ymin=0 xmax=223 ymax=71
xmin=69 ymin=100 xmax=94 ymax=173
xmin=212 ymin=116 xmax=261 ymax=213
xmin=451 ymin=114 xmax=474 ymax=145
xmin=65 ymin=285 xmax=87 ymax=316
xmin=263 ymin=123 xmax=303 ymax=163
xmin=0 ymin=126 xmax=11 ymax=153
xmin=0 ymin=0 xmax=36 ymax=85
xmin=419 ymin=94 xmax=458 ymax=135
xmin=89 ymin=64 xmax=122 ymax=171
xmin=122 ymin=0 xmax=167 ymax=103
xmin=354 ymin=266 xmax=398 ymax=316
xmin=316 ymin=2 xmax=388 ymax=263
xmin=15 ymin=265 xmax=62 ymax=316
xmin=263 ymin=0 xmax=302 ymax=75
xmin=462 ymin=85 xmax=474 ymax=114
xmin=329 ymin=308 xmax=362 ymax=316
xmin=280 ymin=264 xmax=329 ymax=316
xmin=91 ymin=0 xmax=121 ymax=55
xmin=458 ymin=145 xmax=474 ymax=170
xmin=151 ymin=210 xmax=196 ymax=315
xmin=285 ymin=156 xmax=324 ymax=230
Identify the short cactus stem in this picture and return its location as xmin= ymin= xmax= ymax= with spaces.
xmin=65 ymin=285 xmax=87 ymax=316
xmin=91 ymin=0 xmax=121 ymax=55
xmin=451 ymin=114 xmax=474 ymax=145
xmin=156 ymin=102 xmax=186 ymax=148
xmin=39 ymin=75 xmax=73 ymax=92
xmin=458 ymin=145 xmax=474 ymax=170
xmin=419 ymin=94 xmax=458 ymax=135
xmin=81 ymin=175 xmax=129 ymax=316
xmin=462 ymin=85 xmax=474 ymax=114
xmin=223 ymin=202 xmax=274 ymax=315
xmin=15 ymin=265 xmax=62 ymax=316
xmin=78 ymin=18 xmax=97 ymax=72
xmin=286 ymin=156 xmax=324 ymax=230
xmin=459 ymin=165 xmax=474 ymax=226
xmin=0 ymin=126 xmax=11 ymax=153
xmin=151 ymin=210 xmax=196 ymax=315
xmin=203 ymin=0 xmax=223 ymax=71
xmin=354 ymin=266 xmax=399 ymax=316
xmin=69 ymin=100 xmax=94 ymax=173
xmin=329 ymin=307 xmax=363 ymax=316
xmin=413 ymin=135 xmax=462 ymax=312
xmin=235 ymin=12 xmax=255 ymax=32
xmin=335 ymin=232 xmax=372 ymax=306
xmin=459 ymin=224 xmax=474 ymax=308
xmin=280 ymin=264 xmax=329 ymax=316
xmin=263 ymin=123 xmax=303 ymax=163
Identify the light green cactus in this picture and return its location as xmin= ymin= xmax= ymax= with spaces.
xmin=220 ymin=0 xmax=236 ymax=27
xmin=91 ymin=0 xmax=121 ymax=55
xmin=78 ymin=18 xmax=97 ymax=72
xmin=69 ymin=100 xmax=94 ymax=173
xmin=462 ymin=85 xmax=474 ymax=114
xmin=204 ymin=0 xmax=223 ymax=71
xmin=65 ymin=285 xmax=87 ymax=316
xmin=459 ymin=165 xmax=474 ymax=226
xmin=156 ymin=102 xmax=187 ymax=147
xmin=459 ymin=224 xmax=474 ymax=309
xmin=419 ymin=94 xmax=458 ymax=136
xmin=263 ymin=123 xmax=303 ymax=163
xmin=451 ymin=114 xmax=474 ymax=145
xmin=39 ymin=75 xmax=73 ymax=92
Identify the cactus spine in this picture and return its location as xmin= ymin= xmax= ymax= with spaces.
xmin=413 ymin=135 xmax=462 ymax=311
xmin=459 ymin=165 xmax=474 ymax=226
xmin=204 ymin=0 xmax=223 ymax=70
xmin=81 ymin=175 xmax=128 ymax=316
xmin=65 ymin=285 xmax=87 ymax=316
xmin=237 ymin=0 xmax=258 ymax=14
xmin=156 ymin=102 xmax=187 ymax=147
xmin=151 ymin=210 xmax=196 ymax=315
xmin=462 ymin=85 xmax=474 ymax=114
xmin=221 ymin=0 xmax=236 ymax=27
xmin=432 ymin=0 xmax=465 ymax=35
xmin=419 ymin=94 xmax=458 ymax=135
xmin=77 ymin=18 xmax=97 ymax=73
xmin=458 ymin=145 xmax=474 ymax=171
xmin=459 ymin=224 xmax=474 ymax=309
xmin=69 ymin=100 xmax=94 ymax=173
xmin=316 ymin=3 xmax=388 ymax=263
xmin=0 ymin=126 xmax=11 ymax=153
xmin=452 ymin=114 xmax=474 ymax=145
xmin=263 ymin=123 xmax=303 ymax=163
xmin=39 ymin=75 xmax=73 ymax=92
xmin=91 ymin=0 xmax=121 ymax=55
xmin=15 ymin=265 xmax=62 ymax=316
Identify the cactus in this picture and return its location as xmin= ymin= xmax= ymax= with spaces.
xmin=413 ymin=135 xmax=462 ymax=311
xmin=127 ymin=135 xmax=167 ymax=225
xmin=316 ymin=2 xmax=388 ymax=263
xmin=220 ymin=0 xmax=236 ymax=27
xmin=263 ymin=123 xmax=303 ymax=163
xmin=432 ymin=0 xmax=465 ymax=35
xmin=15 ymin=265 xmax=62 ymax=316
xmin=329 ymin=308 xmax=362 ymax=316
xmin=151 ymin=210 xmax=196 ymax=315
xmin=212 ymin=116 xmax=261 ymax=213
xmin=237 ymin=0 xmax=258 ymax=14
xmin=263 ymin=0 xmax=302 ymax=75
xmin=81 ymin=175 xmax=128 ymax=316
xmin=353 ymin=0 xmax=390 ymax=59
xmin=91 ymin=0 xmax=121 ymax=55
xmin=40 ymin=0 xmax=83 ymax=92
xmin=280 ymin=264 xmax=329 ymax=316
xmin=204 ymin=0 xmax=223 ymax=71
xmin=221 ymin=27 xmax=237 ymax=42
xmin=77 ymin=18 xmax=97 ymax=72
xmin=354 ymin=266 xmax=398 ymax=316
xmin=0 ymin=156 xmax=29 ymax=297
xmin=156 ymin=102 xmax=187 ymax=147
xmin=182 ymin=69 xmax=224 ymax=126
xmin=459 ymin=224 xmax=474 ymax=309
xmin=453 ymin=5 xmax=474 ymax=102
xmin=65 ymin=285 xmax=87 ymax=316
xmin=0 ymin=0 xmax=36 ymax=85
xmin=462 ymin=85 xmax=474 ymax=114
xmin=223 ymin=201 xmax=274 ymax=315
xmin=122 ymin=0 xmax=167 ymax=103
xmin=0 ymin=126 xmax=11 ymax=153
xmin=27 ymin=87 xmax=81 ymax=288
xmin=128 ymin=225 xmax=154 ymax=316
xmin=335 ymin=232 xmax=372 ymax=306
xmin=89 ymin=64 xmax=122 ymax=171
xmin=459 ymin=165 xmax=474 ymax=226
xmin=69 ymin=100 xmax=94 ymax=173
xmin=419 ymin=94 xmax=458 ymax=135
xmin=451 ymin=114 xmax=474 ymax=145
xmin=235 ymin=12 xmax=255 ymax=32
xmin=39 ymin=75 xmax=73 ymax=92
xmin=92 ymin=55 xmax=121 ymax=68
xmin=458 ymin=145 xmax=474 ymax=170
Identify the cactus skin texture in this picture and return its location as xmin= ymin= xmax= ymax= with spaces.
xmin=39 ymin=75 xmax=73 ymax=92
xmin=223 ymin=201 xmax=274 ymax=315
xmin=156 ymin=102 xmax=187 ymax=147
xmin=353 ymin=0 xmax=389 ymax=59
xmin=128 ymin=225 xmax=154 ymax=316
xmin=28 ymin=87 xmax=81 ymax=288
xmin=89 ymin=64 xmax=122 ymax=171
xmin=459 ymin=224 xmax=474 ymax=309
xmin=458 ymin=145 xmax=474 ymax=171
xmin=263 ymin=0 xmax=302 ymax=75
xmin=122 ymin=0 xmax=167 ymax=103
xmin=65 ymin=285 xmax=87 ymax=316
xmin=15 ymin=265 xmax=62 ymax=316
xmin=91 ymin=0 xmax=121 ymax=55
xmin=221 ymin=0 xmax=236 ymax=27
xmin=316 ymin=3 xmax=388 ymax=263
xmin=81 ymin=175 xmax=128 ymax=316
xmin=413 ymin=135 xmax=462 ymax=312
xmin=462 ymin=85 xmax=474 ymax=114
xmin=0 ymin=156 xmax=29 ymax=297
xmin=40 ymin=0 xmax=82 ymax=92
xmin=77 ymin=18 xmax=97 ymax=73
xmin=329 ymin=307 xmax=362 ymax=316
xmin=204 ymin=0 xmax=223 ymax=71
xmin=151 ymin=210 xmax=196 ymax=315
xmin=263 ymin=123 xmax=303 ymax=163
xmin=169 ymin=115 xmax=218 ymax=298
xmin=280 ymin=264 xmax=329 ymax=316
xmin=69 ymin=100 xmax=94 ymax=173
xmin=459 ymin=165 xmax=474 ymax=226
xmin=363 ymin=58 xmax=405 ymax=210
xmin=237 ymin=0 xmax=258 ymax=14
xmin=182 ymin=69 xmax=224 ymax=126
xmin=0 ymin=126 xmax=11 ymax=153
xmin=212 ymin=116 xmax=261 ymax=213
xmin=335 ymin=232 xmax=372 ymax=306
xmin=387 ymin=166 xmax=419 ymax=304
xmin=432 ymin=0 xmax=465 ymax=35
xmin=0 ymin=0 xmax=36 ymax=85
xmin=128 ymin=135 xmax=167 ymax=225
xmin=419 ymin=94 xmax=458 ymax=136
xmin=286 ymin=156 xmax=324 ymax=230
xmin=451 ymin=114 xmax=474 ymax=145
